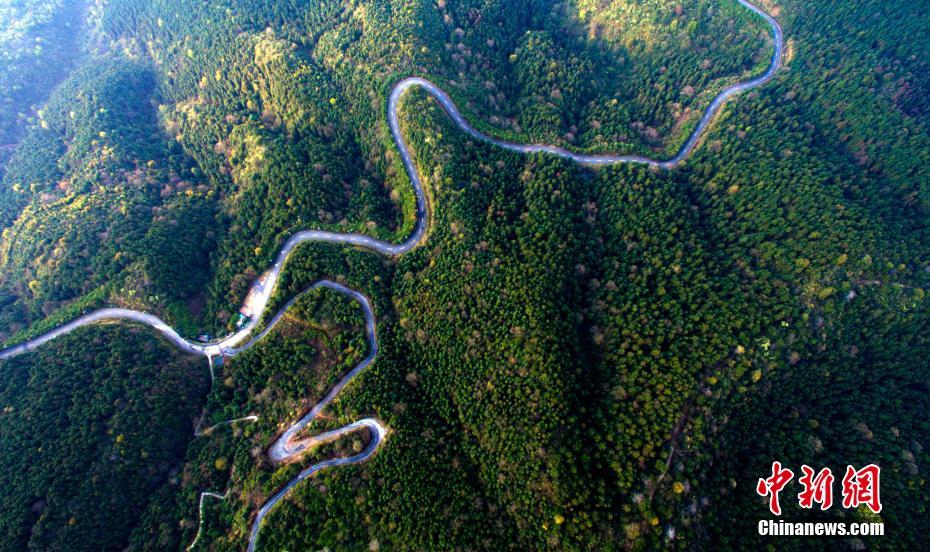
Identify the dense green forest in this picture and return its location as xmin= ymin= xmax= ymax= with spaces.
xmin=0 ymin=0 xmax=928 ymax=550
xmin=0 ymin=0 xmax=85 ymax=170
xmin=0 ymin=325 xmax=207 ymax=551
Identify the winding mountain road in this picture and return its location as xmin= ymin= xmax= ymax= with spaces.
xmin=0 ymin=0 xmax=782 ymax=549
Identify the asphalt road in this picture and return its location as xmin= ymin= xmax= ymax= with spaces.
xmin=0 ymin=1 xmax=782 ymax=548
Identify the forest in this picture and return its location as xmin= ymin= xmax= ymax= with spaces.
xmin=0 ymin=0 xmax=84 ymax=172
xmin=0 ymin=325 xmax=207 ymax=551
xmin=0 ymin=0 xmax=928 ymax=550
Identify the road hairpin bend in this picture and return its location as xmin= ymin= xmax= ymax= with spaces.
xmin=0 ymin=1 xmax=782 ymax=549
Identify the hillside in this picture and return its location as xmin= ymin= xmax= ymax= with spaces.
xmin=0 ymin=0 xmax=928 ymax=550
